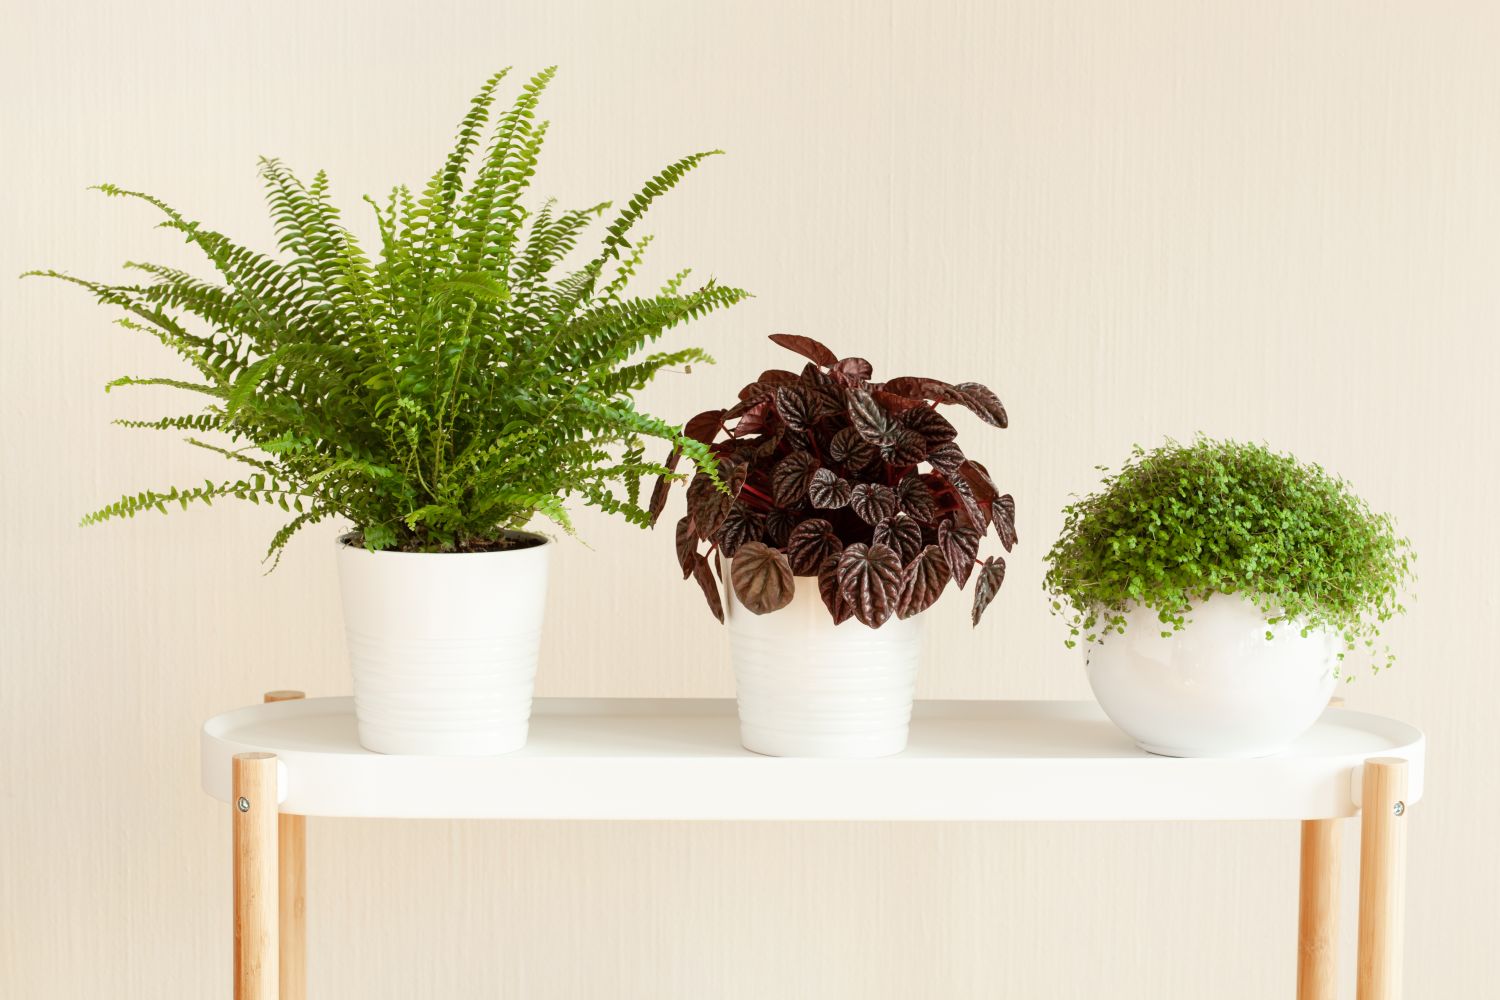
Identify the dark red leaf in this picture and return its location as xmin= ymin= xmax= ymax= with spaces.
xmin=849 ymin=483 xmax=899 ymax=524
xmin=764 ymin=508 xmax=796 ymax=547
xmin=772 ymin=451 xmax=820 ymax=505
xmin=871 ymin=389 xmax=927 ymax=414
xmin=902 ymin=405 xmax=957 ymax=444
xmin=938 ymin=518 xmax=981 ymax=588
xmin=896 ymin=475 xmax=938 ymax=522
xmin=685 ymin=462 xmax=745 ymax=535
xmin=994 ymin=493 xmax=1017 ymax=551
xmin=949 ymin=472 xmax=990 ymax=531
xmin=872 ymin=516 xmax=923 ymax=563
xmin=768 ymin=333 xmax=838 ymax=367
xmin=828 ymin=426 xmax=877 ymax=471
xmin=836 ymin=542 xmax=903 ymax=628
xmin=716 ymin=503 xmax=766 ymax=558
xmin=691 ymin=553 xmax=725 ymax=623
xmin=774 ymin=384 xmax=815 ymax=432
xmin=648 ymin=445 xmax=681 ymax=525
xmin=848 ymin=388 xmax=895 ymax=446
xmin=675 ymin=515 xmax=697 ymax=578
xmin=898 ymin=545 xmax=952 ymax=619
xmin=683 ymin=409 xmax=725 ymax=444
xmin=808 ymin=468 xmax=853 ymax=509
xmin=958 ymin=461 xmax=999 ymax=504
xmin=755 ymin=369 xmax=800 ymax=387
xmin=954 ymin=382 xmax=1008 ymax=428
xmin=817 ymin=552 xmax=854 ymax=625
xmin=882 ymin=376 xmax=963 ymax=403
xmin=731 ymin=541 xmax=796 ymax=615
xmin=730 ymin=400 xmax=777 ymax=437
xmin=786 ymin=518 xmax=843 ymax=574
xmin=971 ymin=556 xmax=1006 ymax=625
xmin=926 ymin=441 xmax=966 ymax=476
xmin=880 ymin=426 xmax=927 ymax=467
xmin=833 ymin=357 xmax=874 ymax=381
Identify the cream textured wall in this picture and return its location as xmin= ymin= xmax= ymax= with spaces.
xmin=2 ymin=2 xmax=1497 ymax=997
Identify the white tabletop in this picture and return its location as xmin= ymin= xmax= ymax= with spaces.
xmin=200 ymin=697 xmax=1424 ymax=821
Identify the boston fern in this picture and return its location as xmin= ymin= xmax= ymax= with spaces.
xmin=27 ymin=67 xmax=746 ymax=558
xmin=652 ymin=334 xmax=1015 ymax=628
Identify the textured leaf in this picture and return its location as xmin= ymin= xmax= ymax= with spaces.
xmin=880 ymin=426 xmax=927 ymax=467
xmin=675 ymin=515 xmax=697 ymax=578
xmin=753 ymin=369 xmax=800 ymax=388
xmin=730 ymin=400 xmax=776 ymax=437
xmin=849 ymin=483 xmax=898 ymax=524
xmin=902 ymin=405 xmax=957 ymax=445
xmin=647 ymin=447 xmax=681 ymax=525
xmin=715 ymin=502 xmax=766 ymax=558
xmin=764 ymin=507 xmax=796 ymax=547
xmin=873 ymin=516 xmax=923 ymax=563
xmin=685 ymin=462 xmax=744 ymax=535
xmin=836 ymin=542 xmax=903 ymax=628
xmin=848 ymin=389 xmax=895 ymax=446
xmin=832 ymin=356 xmax=873 ymax=381
xmin=971 ymin=555 xmax=1006 ymax=625
xmin=817 ymin=552 xmax=854 ymax=625
xmin=786 ymin=517 xmax=842 ymax=574
xmin=938 ymin=518 xmax=981 ymax=587
xmin=954 ymin=382 xmax=1008 ymax=428
xmin=828 ymin=426 xmax=877 ymax=471
xmin=898 ymin=544 xmax=951 ymax=619
xmin=882 ymin=376 xmax=962 ymax=403
xmin=683 ymin=409 xmax=725 ymax=444
xmin=926 ymin=441 xmax=966 ymax=476
xmin=896 ymin=475 xmax=939 ymax=522
xmin=808 ymin=467 xmax=853 ymax=509
xmin=731 ymin=541 xmax=795 ymax=614
xmin=871 ymin=389 xmax=927 ymax=415
xmin=691 ymin=554 xmax=724 ymax=623
xmin=772 ymin=451 xmax=820 ymax=505
xmin=768 ymin=332 xmax=838 ymax=367
xmin=774 ymin=384 xmax=815 ymax=432
xmin=994 ymin=493 xmax=1017 ymax=551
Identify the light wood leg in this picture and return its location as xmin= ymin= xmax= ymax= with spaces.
xmin=1297 ymin=818 xmax=1343 ymax=1000
xmin=266 ymin=691 xmax=308 ymax=1000
xmin=233 ymin=752 xmax=279 ymax=1000
xmin=1357 ymin=758 xmax=1409 ymax=1000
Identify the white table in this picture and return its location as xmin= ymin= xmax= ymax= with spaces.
xmin=202 ymin=694 xmax=1424 ymax=1000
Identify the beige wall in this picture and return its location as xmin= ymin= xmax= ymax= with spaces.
xmin=3 ymin=1 xmax=1497 ymax=996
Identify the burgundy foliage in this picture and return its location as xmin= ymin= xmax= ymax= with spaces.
xmin=652 ymin=335 xmax=1015 ymax=628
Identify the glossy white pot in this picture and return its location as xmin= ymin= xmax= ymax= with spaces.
xmin=726 ymin=580 xmax=924 ymax=757
xmin=335 ymin=532 xmax=550 ymax=755
xmin=1085 ymin=592 xmax=1338 ymax=758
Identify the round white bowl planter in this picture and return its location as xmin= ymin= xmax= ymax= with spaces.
xmin=1085 ymin=592 xmax=1338 ymax=758
xmin=725 ymin=582 xmax=925 ymax=758
xmin=335 ymin=532 xmax=551 ymax=756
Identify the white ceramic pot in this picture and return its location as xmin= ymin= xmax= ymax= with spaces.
xmin=335 ymin=532 xmax=551 ymax=755
xmin=726 ymin=579 xmax=924 ymax=757
xmin=1085 ymin=592 xmax=1338 ymax=758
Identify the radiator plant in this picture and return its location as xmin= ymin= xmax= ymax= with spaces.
xmin=653 ymin=334 xmax=1015 ymax=627
xmin=27 ymin=67 xmax=746 ymax=560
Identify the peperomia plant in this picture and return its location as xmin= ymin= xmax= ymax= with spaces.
xmin=651 ymin=334 xmax=1014 ymax=627
xmin=27 ymin=68 xmax=745 ymax=559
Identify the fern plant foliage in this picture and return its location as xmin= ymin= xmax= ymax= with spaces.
xmin=28 ymin=67 xmax=747 ymax=560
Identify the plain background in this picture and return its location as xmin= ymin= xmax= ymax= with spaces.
xmin=2 ymin=2 xmax=1497 ymax=997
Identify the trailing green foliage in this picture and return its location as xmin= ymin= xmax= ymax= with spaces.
xmin=29 ymin=67 xmax=747 ymax=561
xmin=1042 ymin=438 xmax=1413 ymax=670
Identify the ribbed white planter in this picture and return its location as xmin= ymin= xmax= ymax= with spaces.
xmin=725 ymin=580 xmax=924 ymax=758
xmin=335 ymin=532 xmax=551 ymax=756
xmin=1085 ymin=592 xmax=1338 ymax=758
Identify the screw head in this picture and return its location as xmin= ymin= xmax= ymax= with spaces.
xmin=1393 ymin=800 xmax=1405 ymax=816
xmin=237 ymin=797 xmax=250 ymax=813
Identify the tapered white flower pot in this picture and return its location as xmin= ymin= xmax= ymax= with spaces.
xmin=335 ymin=532 xmax=551 ymax=755
xmin=1085 ymin=592 xmax=1338 ymax=758
xmin=725 ymin=581 xmax=924 ymax=757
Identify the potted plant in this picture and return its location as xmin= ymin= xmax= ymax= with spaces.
xmin=28 ymin=68 xmax=746 ymax=755
xmin=653 ymin=334 xmax=1015 ymax=757
xmin=1043 ymin=438 xmax=1413 ymax=758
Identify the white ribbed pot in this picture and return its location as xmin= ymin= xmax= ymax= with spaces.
xmin=335 ymin=531 xmax=551 ymax=756
xmin=725 ymin=580 xmax=924 ymax=758
xmin=1085 ymin=592 xmax=1338 ymax=758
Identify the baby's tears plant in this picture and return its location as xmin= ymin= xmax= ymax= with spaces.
xmin=1043 ymin=438 xmax=1413 ymax=671
xmin=28 ymin=67 xmax=746 ymax=559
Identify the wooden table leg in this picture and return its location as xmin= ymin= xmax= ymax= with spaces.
xmin=1357 ymin=758 xmax=1409 ymax=1000
xmin=266 ymin=691 xmax=308 ymax=1000
xmin=1298 ymin=818 xmax=1343 ymax=1000
xmin=233 ymin=752 xmax=279 ymax=1000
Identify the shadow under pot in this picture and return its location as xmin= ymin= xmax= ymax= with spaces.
xmin=1085 ymin=592 xmax=1338 ymax=758
xmin=335 ymin=531 xmax=551 ymax=755
xmin=725 ymin=580 xmax=925 ymax=758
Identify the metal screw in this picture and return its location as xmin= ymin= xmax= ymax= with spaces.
xmin=237 ymin=797 xmax=250 ymax=813
xmin=1393 ymin=800 xmax=1405 ymax=816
